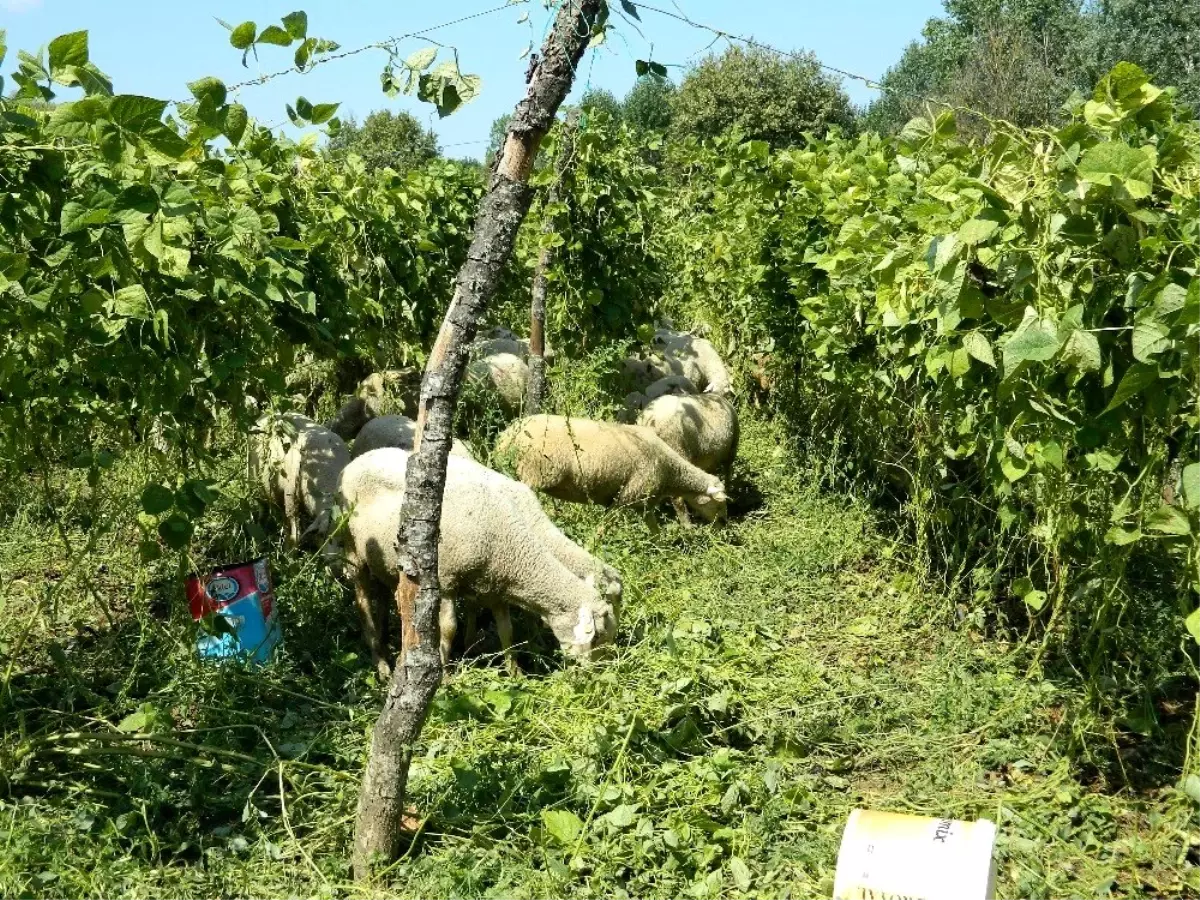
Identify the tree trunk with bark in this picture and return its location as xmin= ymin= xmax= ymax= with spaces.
xmin=352 ymin=0 xmax=605 ymax=880
xmin=526 ymin=113 xmax=578 ymax=413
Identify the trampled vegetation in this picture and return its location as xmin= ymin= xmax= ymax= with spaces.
xmin=0 ymin=7 xmax=1197 ymax=898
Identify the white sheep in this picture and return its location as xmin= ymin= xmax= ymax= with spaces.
xmin=467 ymin=351 xmax=530 ymax=415
xmin=651 ymin=328 xmax=732 ymax=395
xmin=473 ymin=332 xmax=555 ymax=363
xmin=325 ymin=369 xmax=421 ymax=440
xmin=249 ymin=412 xmax=350 ymax=546
xmin=351 ymin=414 xmax=475 ymax=461
xmin=620 ymin=374 xmax=698 ymax=422
xmin=637 ymin=392 xmax=739 ymax=481
xmin=496 ymin=414 xmax=728 ymax=524
xmin=336 ymin=448 xmax=621 ymax=677
xmin=619 ymin=353 xmax=675 ymax=394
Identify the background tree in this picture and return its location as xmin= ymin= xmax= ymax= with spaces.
xmin=325 ymin=109 xmax=439 ymax=172
xmin=670 ymin=45 xmax=855 ymax=147
xmin=864 ymin=0 xmax=1086 ymax=132
xmin=485 ymin=112 xmax=511 ymax=165
xmin=577 ymin=87 xmax=622 ymax=122
xmin=1083 ymin=0 xmax=1200 ymax=112
xmin=622 ymin=74 xmax=676 ymax=132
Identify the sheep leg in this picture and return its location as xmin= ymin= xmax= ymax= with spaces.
xmin=354 ymin=574 xmax=391 ymax=680
xmin=438 ymin=595 xmax=457 ymax=670
xmin=672 ymin=497 xmax=693 ymax=527
xmin=462 ymin=606 xmax=479 ymax=654
xmin=492 ymin=602 xmax=519 ymax=676
xmin=283 ymin=486 xmax=301 ymax=547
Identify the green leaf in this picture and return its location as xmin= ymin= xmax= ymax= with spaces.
xmin=1034 ymin=441 xmax=1064 ymax=470
xmin=138 ymin=540 xmax=163 ymax=562
xmin=114 ymin=285 xmax=150 ymax=319
xmin=1182 ymin=464 xmax=1200 ymax=510
xmin=1023 ymin=589 xmax=1048 ymax=612
xmin=1004 ymin=311 xmax=1059 ymax=371
xmin=1103 ymin=362 xmax=1157 ymax=413
xmin=957 ymin=218 xmax=999 ymax=245
xmin=157 ymin=514 xmax=193 ymax=550
xmin=947 ymin=347 xmax=970 ymax=378
xmin=648 ymin=61 xmax=667 ymax=78
xmin=405 ymin=46 xmax=438 ymax=71
xmin=140 ymin=484 xmax=175 ymax=515
xmin=46 ymin=97 xmax=109 ymax=137
xmin=540 ymin=809 xmax=583 ymax=845
xmin=1104 ymin=525 xmax=1142 ymax=546
xmin=1001 ymin=453 xmax=1030 ymax=483
xmin=1145 ymin=505 xmax=1190 ymax=536
xmin=116 ymin=709 xmax=149 ymax=733
xmin=139 ymin=124 xmax=189 ymax=159
xmin=963 ymin=332 xmax=994 ymax=367
xmin=230 ymin=21 xmax=257 ymax=50
xmin=1131 ymin=322 xmax=1170 ymax=362
xmin=1060 ymin=328 xmax=1101 ymax=372
xmin=188 ymin=76 xmax=226 ymax=108
xmin=620 ymin=0 xmax=641 ymax=21
xmin=730 ymin=857 xmax=752 ymax=892
xmin=257 ymin=25 xmax=292 ymax=46
xmin=309 ymin=102 xmax=339 ymax=125
xmin=48 ymin=31 xmax=88 ymax=75
xmin=282 ymin=11 xmax=308 ymax=40
xmin=1185 ymin=609 xmax=1200 ymax=647
xmin=110 ymin=94 xmax=167 ymax=132
xmin=604 ymin=804 xmax=637 ymax=829
xmin=1077 ymin=141 xmax=1155 ymax=199
xmin=60 ymin=201 xmax=109 ymax=235
xmin=224 ymin=103 xmax=248 ymax=145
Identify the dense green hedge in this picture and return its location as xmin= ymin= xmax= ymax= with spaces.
xmin=655 ymin=64 xmax=1199 ymax=686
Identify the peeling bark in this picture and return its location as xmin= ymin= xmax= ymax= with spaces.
xmin=352 ymin=0 xmax=605 ymax=880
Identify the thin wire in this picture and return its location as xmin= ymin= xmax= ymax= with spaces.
xmin=632 ymin=1 xmax=883 ymax=89
xmin=173 ymin=4 xmax=515 ymax=104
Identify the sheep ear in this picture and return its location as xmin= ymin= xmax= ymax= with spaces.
xmin=713 ymin=491 xmax=729 ymax=502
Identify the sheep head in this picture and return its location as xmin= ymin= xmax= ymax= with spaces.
xmin=686 ymin=480 xmax=729 ymax=523
xmin=553 ymin=575 xmax=619 ymax=663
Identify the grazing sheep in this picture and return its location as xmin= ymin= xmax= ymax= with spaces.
xmin=651 ymin=328 xmax=732 ymax=395
xmin=619 ymin=353 xmax=675 ymax=394
xmin=496 ymin=415 xmax=728 ymax=524
xmin=325 ymin=369 xmax=421 ymax=440
xmin=637 ymin=392 xmax=739 ymax=481
xmin=249 ymin=413 xmax=350 ymax=546
xmin=467 ymin=352 xmax=530 ymax=415
xmin=473 ymin=332 xmax=555 ymax=363
xmin=336 ymin=448 xmax=620 ymax=677
xmin=351 ymin=414 xmax=475 ymax=461
xmin=620 ymin=374 xmax=698 ymax=422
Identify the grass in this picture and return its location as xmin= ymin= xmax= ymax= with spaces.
xmin=1 ymin=408 xmax=1198 ymax=899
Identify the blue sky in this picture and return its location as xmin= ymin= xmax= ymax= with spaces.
xmin=3 ymin=0 xmax=944 ymax=157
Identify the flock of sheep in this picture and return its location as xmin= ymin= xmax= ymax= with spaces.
xmin=248 ymin=326 xmax=738 ymax=677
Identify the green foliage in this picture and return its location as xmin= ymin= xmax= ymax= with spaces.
xmin=577 ymin=87 xmax=622 ymax=123
xmin=671 ymin=45 xmax=855 ymax=148
xmin=622 ymin=75 xmax=675 ymax=133
xmin=2 ymin=417 xmax=1196 ymax=897
xmin=0 ymin=30 xmax=480 ymax=494
xmin=527 ymin=115 xmax=665 ymax=345
xmin=1083 ymin=0 xmax=1200 ymax=114
xmin=324 ymin=109 xmax=439 ymax=173
xmin=658 ymin=64 xmax=1200 ymax=686
xmin=486 ymin=113 xmax=511 ymax=165
xmin=865 ymin=0 xmax=1199 ymax=134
